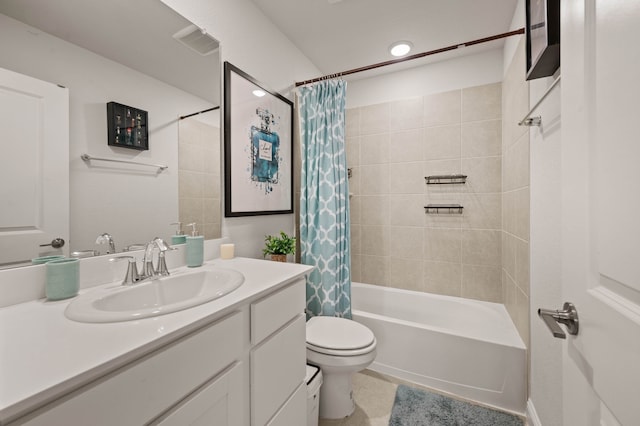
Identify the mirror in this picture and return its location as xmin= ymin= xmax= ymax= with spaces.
xmin=0 ymin=0 xmax=221 ymax=268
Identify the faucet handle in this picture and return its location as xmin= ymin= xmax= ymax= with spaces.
xmin=156 ymin=252 xmax=170 ymax=277
xmin=109 ymin=256 xmax=140 ymax=285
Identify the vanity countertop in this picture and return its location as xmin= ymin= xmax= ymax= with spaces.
xmin=0 ymin=257 xmax=312 ymax=425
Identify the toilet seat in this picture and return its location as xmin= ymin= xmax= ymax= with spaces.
xmin=306 ymin=316 xmax=376 ymax=356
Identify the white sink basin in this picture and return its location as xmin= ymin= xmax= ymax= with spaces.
xmin=65 ymin=266 xmax=244 ymax=323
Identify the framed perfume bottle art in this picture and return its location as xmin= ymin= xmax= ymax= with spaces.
xmin=223 ymin=62 xmax=293 ymax=217
xmin=106 ymin=102 xmax=149 ymax=150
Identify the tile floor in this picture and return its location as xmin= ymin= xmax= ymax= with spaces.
xmin=318 ymin=370 xmax=527 ymax=426
xmin=318 ymin=370 xmax=397 ymax=426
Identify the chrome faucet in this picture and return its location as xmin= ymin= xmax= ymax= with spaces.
xmin=110 ymin=238 xmax=172 ymax=286
xmin=141 ymin=237 xmax=172 ymax=279
xmin=96 ymin=233 xmax=116 ymax=254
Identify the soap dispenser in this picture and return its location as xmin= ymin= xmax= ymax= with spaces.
xmin=185 ymin=223 xmax=204 ymax=267
xmin=170 ymin=222 xmax=187 ymax=245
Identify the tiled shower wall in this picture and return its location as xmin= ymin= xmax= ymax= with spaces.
xmin=502 ymin=38 xmax=531 ymax=344
xmin=346 ymin=82 xmax=503 ymax=303
xmin=178 ymin=119 xmax=222 ymax=239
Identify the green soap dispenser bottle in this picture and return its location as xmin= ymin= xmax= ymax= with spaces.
xmin=170 ymin=222 xmax=187 ymax=245
xmin=186 ymin=223 xmax=204 ymax=267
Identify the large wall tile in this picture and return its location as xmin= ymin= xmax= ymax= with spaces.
xmin=461 ymin=156 xmax=502 ymax=193
xmin=515 ymin=237 xmax=530 ymax=297
xmin=461 ymin=119 xmax=502 ymax=158
xmin=360 ymin=164 xmax=389 ymax=195
xmin=361 ymin=225 xmax=389 ymax=256
xmin=361 ymin=255 xmax=389 ymax=286
xmin=462 ymin=82 xmax=502 ymax=122
xmin=346 ymin=107 xmax=361 ymax=138
xmin=389 ymin=162 xmax=424 ymax=194
xmin=462 ymin=264 xmax=502 ymax=302
xmin=388 ymin=226 xmax=424 ymax=259
xmin=389 ymin=194 xmax=425 ymax=227
xmin=389 ymin=258 xmax=425 ymax=291
xmin=461 ymin=229 xmax=501 ymax=266
xmin=424 ymin=228 xmax=461 ymax=262
xmin=391 ymin=97 xmax=424 ymax=131
xmin=424 ymin=125 xmax=461 ymax=160
xmin=360 ymin=133 xmax=389 ymax=165
xmin=424 ymin=90 xmax=461 ymax=127
xmin=462 ymin=193 xmax=502 ymax=230
xmin=346 ymin=136 xmax=361 ymax=167
xmin=389 ymin=129 xmax=424 ymax=163
xmin=360 ymin=195 xmax=389 ymax=226
xmin=423 ymin=261 xmax=462 ymax=297
xmin=360 ymin=103 xmax=390 ymax=135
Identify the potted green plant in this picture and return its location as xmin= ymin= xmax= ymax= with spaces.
xmin=262 ymin=231 xmax=295 ymax=262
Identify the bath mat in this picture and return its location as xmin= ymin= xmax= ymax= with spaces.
xmin=388 ymin=384 xmax=523 ymax=426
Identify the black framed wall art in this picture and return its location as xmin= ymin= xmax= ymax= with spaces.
xmin=107 ymin=102 xmax=148 ymax=150
xmin=223 ymin=62 xmax=293 ymax=217
xmin=525 ymin=0 xmax=560 ymax=80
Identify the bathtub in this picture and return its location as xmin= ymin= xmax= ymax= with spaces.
xmin=351 ymin=282 xmax=526 ymax=414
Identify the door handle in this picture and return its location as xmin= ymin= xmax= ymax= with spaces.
xmin=538 ymin=302 xmax=579 ymax=339
xmin=40 ymin=237 xmax=65 ymax=249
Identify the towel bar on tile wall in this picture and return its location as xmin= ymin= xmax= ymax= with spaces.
xmin=424 ymin=204 xmax=464 ymax=214
xmin=425 ymin=174 xmax=467 ymax=185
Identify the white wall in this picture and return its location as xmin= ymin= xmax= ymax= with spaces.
xmin=347 ymin=48 xmax=504 ymax=108
xmin=503 ymin=0 xmax=564 ymax=423
xmin=0 ymin=14 xmax=213 ymax=253
xmin=529 ymin=73 xmax=562 ymax=426
xmin=161 ymin=0 xmax=321 ymax=258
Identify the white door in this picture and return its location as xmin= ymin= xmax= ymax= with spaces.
xmin=0 ymin=67 xmax=69 ymax=267
xmin=561 ymin=1 xmax=640 ymax=425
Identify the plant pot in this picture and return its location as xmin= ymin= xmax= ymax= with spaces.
xmin=270 ymin=254 xmax=287 ymax=262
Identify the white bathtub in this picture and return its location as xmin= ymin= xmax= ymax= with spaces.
xmin=351 ymin=282 xmax=526 ymax=414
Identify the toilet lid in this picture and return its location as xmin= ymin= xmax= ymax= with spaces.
xmin=306 ymin=316 xmax=375 ymax=351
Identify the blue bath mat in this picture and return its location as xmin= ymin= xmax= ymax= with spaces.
xmin=388 ymin=384 xmax=523 ymax=426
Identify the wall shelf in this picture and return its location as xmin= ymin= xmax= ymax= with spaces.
xmin=425 ymin=174 xmax=467 ymax=185
xmin=424 ymin=204 xmax=464 ymax=214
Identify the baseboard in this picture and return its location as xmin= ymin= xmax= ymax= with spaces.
xmin=526 ymin=399 xmax=542 ymax=426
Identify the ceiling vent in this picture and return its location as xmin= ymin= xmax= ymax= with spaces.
xmin=173 ymin=25 xmax=219 ymax=56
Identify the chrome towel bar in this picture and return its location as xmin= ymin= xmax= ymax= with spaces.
xmin=518 ymin=75 xmax=561 ymax=127
xmin=81 ymin=154 xmax=168 ymax=171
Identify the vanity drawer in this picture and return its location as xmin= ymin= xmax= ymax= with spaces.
xmin=18 ymin=311 xmax=243 ymax=426
xmin=251 ymin=314 xmax=306 ymax=426
xmin=251 ymin=279 xmax=305 ymax=345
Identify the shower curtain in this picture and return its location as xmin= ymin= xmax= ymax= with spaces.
xmin=297 ymin=79 xmax=351 ymax=319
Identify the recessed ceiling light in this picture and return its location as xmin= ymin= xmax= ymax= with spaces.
xmin=389 ymin=41 xmax=413 ymax=57
xmin=252 ymin=89 xmax=266 ymax=97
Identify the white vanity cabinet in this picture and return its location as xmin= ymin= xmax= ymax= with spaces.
xmin=15 ymin=311 xmax=245 ymax=426
xmin=1 ymin=260 xmax=311 ymax=426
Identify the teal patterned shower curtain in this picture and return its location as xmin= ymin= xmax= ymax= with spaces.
xmin=297 ymin=80 xmax=351 ymax=319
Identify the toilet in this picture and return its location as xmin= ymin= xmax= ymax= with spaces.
xmin=306 ymin=316 xmax=377 ymax=419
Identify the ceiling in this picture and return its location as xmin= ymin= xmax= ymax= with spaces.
xmin=250 ymin=0 xmax=519 ymax=80
xmin=0 ymin=0 xmax=220 ymax=105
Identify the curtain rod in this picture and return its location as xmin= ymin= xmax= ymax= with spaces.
xmin=179 ymin=106 xmax=220 ymax=120
xmin=295 ymin=28 xmax=525 ymax=87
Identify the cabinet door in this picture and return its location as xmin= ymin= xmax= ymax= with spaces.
xmin=154 ymin=363 xmax=243 ymax=426
xmin=266 ymin=384 xmax=306 ymax=426
xmin=251 ymin=315 xmax=306 ymax=426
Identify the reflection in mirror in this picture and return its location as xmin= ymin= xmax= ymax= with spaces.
xmin=0 ymin=0 xmax=221 ymax=269
xmin=178 ymin=108 xmax=222 ymax=239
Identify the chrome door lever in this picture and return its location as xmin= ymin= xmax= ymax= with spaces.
xmin=538 ymin=302 xmax=579 ymax=339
